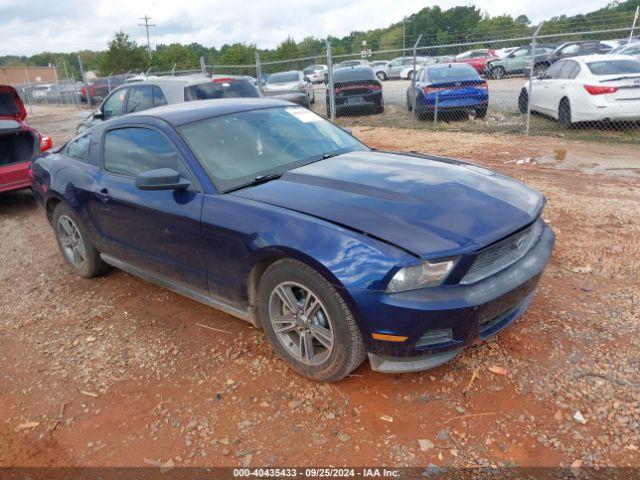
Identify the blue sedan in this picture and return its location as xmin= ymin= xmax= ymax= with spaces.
xmin=407 ymin=63 xmax=489 ymax=119
xmin=31 ymin=98 xmax=554 ymax=381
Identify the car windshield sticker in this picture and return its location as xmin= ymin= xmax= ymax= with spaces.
xmin=285 ymin=107 xmax=320 ymax=123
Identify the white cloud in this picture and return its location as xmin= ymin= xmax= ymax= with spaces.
xmin=0 ymin=0 xmax=616 ymax=56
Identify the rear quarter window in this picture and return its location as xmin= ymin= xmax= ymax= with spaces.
xmin=333 ymin=68 xmax=376 ymax=82
xmin=185 ymin=79 xmax=260 ymax=100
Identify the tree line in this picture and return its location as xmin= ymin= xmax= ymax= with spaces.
xmin=1 ymin=0 xmax=637 ymax=80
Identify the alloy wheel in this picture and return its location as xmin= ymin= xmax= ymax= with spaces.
xmin=57 ymin=215 xmax=86 ymax=268
xmin=268 ymin=281 xmax=334 ymax=366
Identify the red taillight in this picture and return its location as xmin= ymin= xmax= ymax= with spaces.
xmin=40 ymin=136 xmax=53 ymax=152
xmin=212 ymin=77 xmax=233 ymax=83
xmin=583 ymin=84 xmax=618 ymax=95
xmin=334 ymin=83 xmax=381 ymax=93
xmin=423 ymin=86 xmax=446 ymax=94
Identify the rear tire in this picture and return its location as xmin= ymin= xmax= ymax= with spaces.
xmin=376 ymin=72 xmax=387 ymax=81
xmin=558 ymin=98 xmax=572 ymax=126
xmin=258 ymin=259 xmax=366 ymax=382
xmin=52 ymin=203 xmax=108 ymax=278
xmin=475 ymin=106 xmax=488 ymax=118
xmin=518 ymin=89 xmax=529 ymax=114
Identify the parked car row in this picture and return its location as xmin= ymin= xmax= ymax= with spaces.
xmin=403 ymin=53 xmax=640 ymax=126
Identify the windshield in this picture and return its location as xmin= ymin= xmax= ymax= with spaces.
xmin=268 ymin=72 xmax=299 ymax=83
xmin=427 ymin=65 xmax=479 ymax=82
xmin=184 ymin=79 xmax=260 ymax=100
xmin=179 ymin=106 xmax=367 ymax=192
xmin=587 ymin=59 xmax=640 ymax=75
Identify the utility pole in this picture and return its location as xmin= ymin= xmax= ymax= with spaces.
xmin=138 ymin=14 xmax=156 ymax=58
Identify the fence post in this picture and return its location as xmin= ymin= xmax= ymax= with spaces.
xmin=107 ymin=74 xmax=112 ymax=94
xmin=255 ymin=52 xmax=263 ymax=94
xmin=77 ymin=55 xmax=92 ymax=109
xmin=23 ymin=69 xmax=33 ymax=114
xmin=526 ymin=23 xmax=543 ymax=136
xmin=433 ymin=92 xmax=439 ymax=127
xmin=411 ymin=34 xmax=422 ymax=129
xmin=200 ymin=56 xmax=206 ymax=76
xmin=326 ymin=39 xmax=336 ymax=122
xmin=171 ymin=63 xmax=176 ymax=76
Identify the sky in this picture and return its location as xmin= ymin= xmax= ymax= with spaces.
xmin=0 ymin=0 xmax=616 ymax=56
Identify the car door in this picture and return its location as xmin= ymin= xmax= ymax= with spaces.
xmin=508 ymin=47 xmax=530 ymax=73
xmin=388 ymin=59 xmax=404 ymax=78
xmin=89 ymin=124 xmax=208 ymax=291
xmin=533 ymin=60 xmax=566 ymax=114
xmin=542 ymin=61 xmax=577 ymax=117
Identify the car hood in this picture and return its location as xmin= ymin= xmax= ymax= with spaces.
xmin=0 ymin=85 xmax=27 ymax=122
xmin=232 ymin=151 xmax=544 ymax=258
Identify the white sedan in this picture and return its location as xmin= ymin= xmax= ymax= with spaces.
xmin=518 ymin=54 xmax=640 ymax=124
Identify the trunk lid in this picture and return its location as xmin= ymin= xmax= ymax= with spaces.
xmin=0 ymin=85 xmax=27 ymax=123
xmin=232 ymin=151 xmax=544 ymax=259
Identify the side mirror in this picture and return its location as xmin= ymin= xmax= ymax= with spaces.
xmin=135 ymin=168 xmax=190 ymax=191
xmin=93 ymin=110 xmax=104 ymax=120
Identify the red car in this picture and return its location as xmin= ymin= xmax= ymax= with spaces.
xmin=446 ymin=49 xmax=498 ymax=74
xmin=1 ymin=85 xmax=52 ymax=193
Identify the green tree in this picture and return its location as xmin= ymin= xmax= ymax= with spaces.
xmin=98 ymin=31 xmax=147 ymax=76
xmin=152 ymin=43 xmax=200 ymax=71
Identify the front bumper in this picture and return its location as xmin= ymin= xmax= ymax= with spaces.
xmin=356 ymin=222 xmax=555 ymax=373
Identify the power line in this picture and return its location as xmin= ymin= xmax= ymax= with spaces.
xmin=138 ymin=14 xmax=156 ymax=57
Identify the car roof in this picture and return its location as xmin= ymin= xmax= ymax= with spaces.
xmin=567 ymin=54 xmax=638 ymax=63
xmin=425 ymin=62 xmax=475 ymax=70
xmin=124 ymin=97 xmax=293 ymax=127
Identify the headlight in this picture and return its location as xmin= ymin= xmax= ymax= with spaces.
xmin=386 ymin=259 xmax=456 ymax=293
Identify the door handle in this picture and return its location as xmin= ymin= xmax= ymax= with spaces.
xmin=95 ymin=188 xmax=111 ymax=204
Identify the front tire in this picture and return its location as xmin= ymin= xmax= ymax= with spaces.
xmin=490 ymin=66 xmax=505 ymax=80
xmin=258 ymin=259 xmax=366 ymax=382
xmin=52 ymin=203 xmax=108 ymax=278
xmin=376 ymin=72 xmax=387 ymax=81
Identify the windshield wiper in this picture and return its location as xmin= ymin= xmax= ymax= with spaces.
xmin=253 ymin=173 xmax=282 ymax=184
xmin=224 ymin=173 xmax=282 ymax=193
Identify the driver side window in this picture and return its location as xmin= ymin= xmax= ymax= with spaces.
xmin=103 ymin=127 xmax=190 ymax=179
xmin=102 ymin=88 xmax=128 ymax=120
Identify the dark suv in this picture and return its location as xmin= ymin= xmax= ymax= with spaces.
xmin=549 ymin=41 xmax=611 ymax=63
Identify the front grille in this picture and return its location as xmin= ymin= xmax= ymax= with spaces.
xmin=461 ymin=220 xmax=542 ymax=285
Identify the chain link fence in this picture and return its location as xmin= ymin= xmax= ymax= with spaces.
xmin=7 ymin=24 xmax=639 ymax=144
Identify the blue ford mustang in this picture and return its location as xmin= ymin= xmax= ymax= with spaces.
xmin=30 ymin=98 xmax=554 ymax=381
